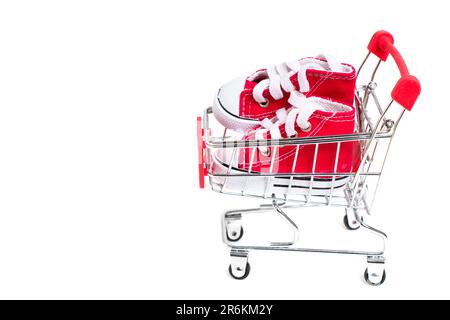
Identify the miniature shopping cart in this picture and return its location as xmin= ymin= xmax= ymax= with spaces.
xmin=196 ymin=31 xmax=421 ymax=286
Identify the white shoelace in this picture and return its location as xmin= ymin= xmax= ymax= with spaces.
xmin=255 ymin=92 xmax=326 ymax=155
xmin=252 ymin=54 xmax=342 ymax=104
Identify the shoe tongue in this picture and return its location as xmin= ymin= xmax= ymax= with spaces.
xmin=308 ymin=99 xmax=326 ymax=112
xmin=245 ymin=79 xmax=257 ymax=90
xmin=247 ymin=70 xmax=268 ymax=85
xmin=315 ymin=54 xmax=343 ymax=72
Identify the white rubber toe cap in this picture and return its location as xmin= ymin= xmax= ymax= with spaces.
xmin=216 ymin=76 xmax=246 ymax=117
xmin=212 ymin=76 xmax=259 ymax=132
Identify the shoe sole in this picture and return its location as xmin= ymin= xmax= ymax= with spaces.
xmin=211 ymin=156 xmax=349 ymax=196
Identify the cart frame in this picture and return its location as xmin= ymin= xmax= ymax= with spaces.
xmin=197 ymin=31 xmax=420 ymax=285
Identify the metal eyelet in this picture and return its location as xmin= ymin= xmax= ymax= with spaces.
xmin=259 ymin=148 xmax=271 ymax=157
xmin=300 ymin=121 xmax=312 ymax=133
xmin=258 ymin=100 xmax=269 ymax=108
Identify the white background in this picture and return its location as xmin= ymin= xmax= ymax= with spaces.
xmin=0 ymin=0 xmax=448 ymax=299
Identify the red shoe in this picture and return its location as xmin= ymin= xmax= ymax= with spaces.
xmin=212 ymin=92 xmax=358 ymax=196
xmin=212 ymin=55 xmax=356 ymax=132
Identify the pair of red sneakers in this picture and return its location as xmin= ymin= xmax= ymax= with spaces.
xmin=212 ymin=55 xmax=358 ymax=195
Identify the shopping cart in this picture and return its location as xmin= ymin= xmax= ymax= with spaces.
xmin=197 ymin=31 xmax=420 ymax=286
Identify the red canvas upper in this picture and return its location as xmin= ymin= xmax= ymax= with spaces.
xmin=235 ymin=100 xmax=359 ymax=175
xmin=240 ymin=60 xmax=356 ymax=122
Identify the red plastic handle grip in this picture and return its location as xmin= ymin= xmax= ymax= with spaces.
xmin=367 ymin=31 xmax=421 ymax=111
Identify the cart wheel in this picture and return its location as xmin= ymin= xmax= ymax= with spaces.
xmin=227 ymin=226 xmax=244 ymax=242
xmin=343 ymin=214 xmax=361 ymax=231
xmin=228 ymin=262 xmax=250 ymax=280
xmin=364 ymin=268 xmax=386 ymax=286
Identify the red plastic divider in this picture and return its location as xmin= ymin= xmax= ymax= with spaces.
xmin=197 ymin=116 xmax=205 ymax=188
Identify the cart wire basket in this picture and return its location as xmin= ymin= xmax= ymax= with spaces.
xmin=197 ymin=31 xmax=421 ymax=286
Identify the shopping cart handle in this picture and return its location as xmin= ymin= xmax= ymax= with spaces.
xmin=368 ymin=31 xmax=421 ymax=111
